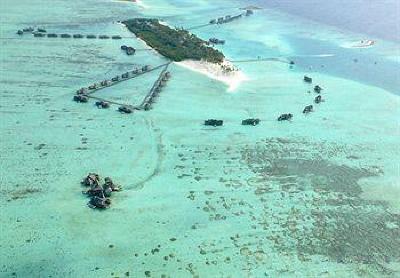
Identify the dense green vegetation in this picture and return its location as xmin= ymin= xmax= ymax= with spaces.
xmin=123 ymin=18 xmax=225 ymax=63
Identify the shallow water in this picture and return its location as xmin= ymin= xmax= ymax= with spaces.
xmin=1 ymin=0 xmax=399 ymax=277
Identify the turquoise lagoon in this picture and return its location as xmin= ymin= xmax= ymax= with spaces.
xmin=0 ymin=0 xmax=399 ymax=277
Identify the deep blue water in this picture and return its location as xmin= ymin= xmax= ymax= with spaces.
xmin=254 ymin=0 xmax=400 ymax=43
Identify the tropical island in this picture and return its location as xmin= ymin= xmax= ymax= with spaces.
xmin=123 ymin=18 xmax=225 ymax=63
xmin=122 ymin=18 xmax=247 ymax=91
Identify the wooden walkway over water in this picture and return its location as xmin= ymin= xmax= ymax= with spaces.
xmin=84 ymin=62 xmax=170 ymax=96
xmin=76 ymin=62 xmax=172 ymax=112
xmin=138 ymin=63 xmax=171 ymax=110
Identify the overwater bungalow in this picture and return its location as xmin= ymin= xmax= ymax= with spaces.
xmin=73 ymin=95 xmax=88 ymax=103
xmin=47 ymin=33 xmax=58 ymax=38
xmin=100 ymin=80 xmax=111 ymax=86
xmin=81 ymin=173 xmax=100 ymax=187
xmin=33 ymin=33 xmax=45 ymax=37
xmin=73 ymin=34 xmax=84 ymax=38
xmin=144 ymin=103 xmax=151 ymax=111
xmin=314 ymin=95 xmax=322 ymax=104
xmin=303 ymin=105 xmax=313 ymax=114
xmin=314 ymin=85 xmax=323 ymax=93
xmin=112 ymin=35 xmax=122 ymax=39
xmin=23 ymin=27 xmax=34 ymax=32
xmin=126 ymin=47 xmax=135 ymax=55
xmin=88 ymin=196 xmax=111 ymax=209
xmin=86 ymin=35 xmax=96 ymax=39
xmin=95 ymin=101 xmax=110 ymax=109
xmin=246 ymin=10 xmax=254 ymax=16
xmin=99 ymin=35 xmax=110 ymax=39
xmin=76 ymin=88 xmax=87 ymax=95
xmin=205 ymin=119 xmax=223 ymax=126
xmin=277 ymin=113 xmax=293 ymax=121
xmin=304 ymin=76 xmax=312 ymax=83
xmin=242 ymin=118 xmax=260 ymax=126
xmin=142 ymin=65 xmax=151 ymax=72
xmin=88 ymin=84 xmax=97 ymax=90
xmin=118 ymin=106 xmax=133 ymax=114
xmin=60 ymin=34 xmax=71 ymax=38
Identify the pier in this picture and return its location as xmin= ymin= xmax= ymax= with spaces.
xmin=80 ymin=62 xmax=170 ymax=96
xmin=25 ymin=32 xmax=124 ymax=40
xmin=74 ymin=62 xmax=172 ymax=112
xmin=138 ymin=63 xmax=171 ymax=110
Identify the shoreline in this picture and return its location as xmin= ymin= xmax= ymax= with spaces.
xmin=175 ymin=59 xmax=248 ymax=92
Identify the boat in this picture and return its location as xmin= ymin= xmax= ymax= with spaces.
xmin=16 ymin=30 xmax=23 ymax=35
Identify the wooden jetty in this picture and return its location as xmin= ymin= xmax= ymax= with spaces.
xmin=74 ymin=62 xmax=172 ymax=113
xmin=82 ymin=62 xmax=170 ymax=96
xmin=138 ymin=63 xmax=171 ymax=110
xmin=25 ymin=33 xmax=127 ymax=40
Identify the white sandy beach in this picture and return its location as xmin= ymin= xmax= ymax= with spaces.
xmin=176 ymin=59 xmax=249 ymax=92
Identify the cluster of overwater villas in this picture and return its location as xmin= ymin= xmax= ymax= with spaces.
xmin=73 ymin=67 xmax=171 ymax=113
xmin=205 ymin=75 xmax=324 ymax=126
xmin=209 ymin=9 xmax=253 ymax=24
xmin=17 ymin=27 xmax=122 ymax=39
xmin=81 ymin=173 xmax=121 ymax=209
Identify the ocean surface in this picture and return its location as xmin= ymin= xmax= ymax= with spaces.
xmin=1 ymin=0 xmax=399 ymax=277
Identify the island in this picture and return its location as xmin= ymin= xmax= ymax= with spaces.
xmin=122 ymin=18 xmax=247 ymax=91
xmin=123 ymin=18 xmax=225 ymax=63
